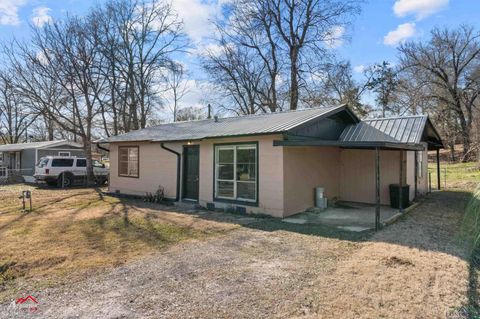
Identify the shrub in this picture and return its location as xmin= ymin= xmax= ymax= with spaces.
xmin=144 ymin=185 xmax=165 ymax=203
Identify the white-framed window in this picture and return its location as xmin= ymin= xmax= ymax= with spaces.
xmin=215 ymin=144 xmax=257 ymax=202
xmin=58 ymin=151 xmax=71 ymax=157
xmin=417 ymin=150 xmax=423 ymax=178
xmin=118 ymin=146 xmax=139 ymax=178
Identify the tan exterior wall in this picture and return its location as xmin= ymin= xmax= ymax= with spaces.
xmin=340 ymin=147 xmax=429 ymax=205
xmin=109 ymin=135 xmax=285 ymax=217
xmin=406 ymin=151 xmax=416 ymax=201
xmin=109 ymin=142 xmax=181 ymax=198
xmin=282 ymin=147 xmax=340 ymax=216
xmin=109 ymin=137 xmax=430 ymax=218
xmin=196 ymin=135 xmax=284 ymax=217
xmin=340 ymin=149 xmax=402 ymax=205
xmin=405 ymin=144 xmax=429 ymax=200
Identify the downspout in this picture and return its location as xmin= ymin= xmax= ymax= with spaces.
xmin=161 ymin=143 xmax=181 ymax=202
xmin=96 ymin=142 xmax=110 ymax=153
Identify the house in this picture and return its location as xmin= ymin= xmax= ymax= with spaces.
xmin=100 ymin=105 xmax=443 ymax=222
xmin=0 ymin=140 xmax=84 ymax=177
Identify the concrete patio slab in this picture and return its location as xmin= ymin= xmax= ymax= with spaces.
xmin=282 ymin=218 xmax=308 ymax=224
xmin=282 ymin=202 xmax=401 ymax=231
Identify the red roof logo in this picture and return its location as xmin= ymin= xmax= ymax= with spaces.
xmin=16 ymin=295 xmax=38 ymax=304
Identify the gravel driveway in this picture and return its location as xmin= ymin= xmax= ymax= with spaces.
xmin=4 ymin=228 xmax=356 ymax=319
xmin=0 ymin=191 xmax=471 ymax=318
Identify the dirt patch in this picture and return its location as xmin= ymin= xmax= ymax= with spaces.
xmin=384 ymin=256 xmax=414 ymax=267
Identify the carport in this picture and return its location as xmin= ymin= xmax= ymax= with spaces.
xmin=275 ymin=116 xmax=444 ymax=230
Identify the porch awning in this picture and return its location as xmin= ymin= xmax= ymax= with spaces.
xmin=273 ymin=139 xmax=425 ymax=151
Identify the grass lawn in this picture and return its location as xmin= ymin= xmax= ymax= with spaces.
xmin=0 ymin=165 xmax=478 ymax=318
xmin=429 ymin=161 xmax=480 ymax=190
xmin=0 ymin=185 xmax=237 ymax=302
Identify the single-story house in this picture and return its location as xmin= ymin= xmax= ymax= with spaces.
xmin=0 ymin=140 xmax=84 ymax=177
xmin=100 ymin=105 xmax=443 ymax=222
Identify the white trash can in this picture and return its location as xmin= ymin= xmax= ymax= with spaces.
xmin=315 ymin=187 xmax=327 ymax=209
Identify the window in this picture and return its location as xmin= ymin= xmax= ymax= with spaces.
xmin=58 ymin=151 xmax=71 ymax=156
xmin=76 ymin=159 xmax=86 ymax=167
xmin=37 ymin=158 xmax=49 ymax=168
xmin=51 ymin=158 xmax=74 ymax=167
xmin=215 ymin=144 xmax=257 ymax=203
xmin=76 ymin=159 xmax=105 ymax=168
xmin=118 ymin=146 xmax=139 ymax=177
xmin=417 ymin=151 xmax=423 ymax=178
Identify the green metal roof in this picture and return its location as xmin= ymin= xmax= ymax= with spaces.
xmin=104 ymin=105 xmax=347 ymax=143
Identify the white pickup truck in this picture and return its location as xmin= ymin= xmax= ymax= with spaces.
xmin=34 ymin=156 xmax=109 ymax=187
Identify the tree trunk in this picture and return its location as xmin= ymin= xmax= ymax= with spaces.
xmin=82 ymin=137 xmax=95 ymax=186
xmin=449 ymin=143 xmax=456 ymax=162
xmin=289 ymin=47 xmax=299 ymax=110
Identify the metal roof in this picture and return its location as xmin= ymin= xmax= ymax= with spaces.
xmin=105 ymin=105 xmax=345 ymax=143
xmin=340 ymin=116 xmax=428 ymax=144
xmin=0 ymin=140 xmax=82 ymax=152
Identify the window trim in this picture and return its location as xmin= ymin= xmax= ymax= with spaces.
xmin=213 ymin=142 xmax=259 ymax=207
xmin=118 ymin=146 xmax=139 ymax=178
xmin=58 ymin=151 xmax=71 ymax=157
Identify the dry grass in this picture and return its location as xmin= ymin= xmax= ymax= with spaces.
xmin=0 ymin=184 xmax=237 ymax=302
xmin=287 ymin=190 xmax=472 ymax=318
xmin=0 ymin=183 xmax=475 ymax=318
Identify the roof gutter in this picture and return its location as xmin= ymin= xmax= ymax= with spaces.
xmin=273 ymin=139 xmax=425 ymax=151
xmin=160 ymin=143 xmax=181 ymax=201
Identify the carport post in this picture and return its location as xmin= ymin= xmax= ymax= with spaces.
xmin=436 ymin=148 xmax=441 ymax=190
xmin=399 ymin=150 xmax=404 ymax=213
xmin=375 ymin=147 xmax=381 ymax=231
xmin=414 ymin=151 xmax=418 ymax=199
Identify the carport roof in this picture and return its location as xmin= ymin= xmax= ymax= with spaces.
xmin=276 ymin=115 xmax=443 ymax=150
xmin=0 ymin=140 xmax=82 ymax=152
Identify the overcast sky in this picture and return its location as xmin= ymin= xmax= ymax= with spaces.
xmin=0 ymin=0 xmax=478 ymax=119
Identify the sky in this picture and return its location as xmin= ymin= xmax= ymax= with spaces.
xmin=0 ymin=0 xmax=479 ymax=119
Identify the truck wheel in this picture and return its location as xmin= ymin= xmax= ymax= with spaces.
xmin=57 ymin=173 xmax=73 ymax=188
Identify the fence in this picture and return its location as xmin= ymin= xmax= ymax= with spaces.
xmin=428 ymin=162 xmax=480 ymax=191
xmin=0 ymin=167 xmax=7 ymax=182
xmin=0 ymin=168 xmax=35 ymax=185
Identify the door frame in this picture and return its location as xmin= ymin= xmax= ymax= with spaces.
xmin=182 ymin=145 xmax=200 ymax=201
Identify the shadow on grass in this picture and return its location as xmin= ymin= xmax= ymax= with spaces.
xmin=467 ymin=249 xmax=480 ymax=318
xmin=460 ymin=186 xmax=480 ymax=318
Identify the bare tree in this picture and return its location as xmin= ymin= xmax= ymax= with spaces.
xmin=24 ymin=15 xmax=109 ymax=182
xmin=2 ymin=42 xmax=68 ymax=141
xmin=163 ymin=61 xmax=190 ymax=121
xmin=0 ymin=70 xmax=37 ymax=144
xmin=92 ymin=0 xmax=187 ymax=133
xmin=203 ymin=40 xmax=266 ymax=115
xmin=221 ymin=0 xmax=284 ymax=112
xmin=205 ymin=0 xmax=361 ymax=114
xmin=307 ymin=60 xmax=371 ymax=116
xmin=175 ymin=106 xmax=206 ymax=122
xmin=268 ymin=0 xmax=361 ymax=110
xmin=399 ymin=25 xmax=480 ymax=161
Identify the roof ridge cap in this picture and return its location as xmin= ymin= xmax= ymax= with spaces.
xmin=365 ymin=114 xmax=427 ymax=121
xmin=144 ymin=105 xmax=344 ymax=129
